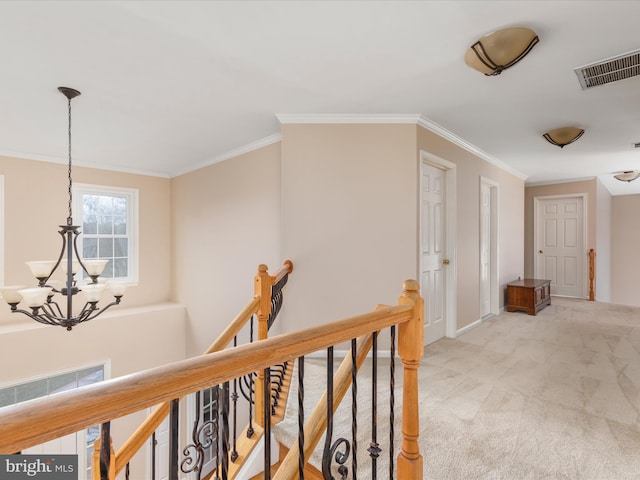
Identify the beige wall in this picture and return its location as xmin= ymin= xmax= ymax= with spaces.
xmin=281 ymin=124 xmax=418 ymax=332
xmin=524 ymin=179 xmax=597 ymax=283
xmin=417 ymin=127 xmax=525 ymax=329
xmin=280 ymin=123 xmax=525 ymax=335
xmin=611 ymin=194 xmax=640 ymax=307
xmin=171 ymin=142 xmax=282 ymax=356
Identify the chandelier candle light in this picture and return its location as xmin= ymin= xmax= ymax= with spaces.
xmin=0 ymin=87 xmax=126 ymax=330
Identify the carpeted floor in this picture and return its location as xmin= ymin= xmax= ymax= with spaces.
xmin=273 ymin=297 xmax=640 ymax=479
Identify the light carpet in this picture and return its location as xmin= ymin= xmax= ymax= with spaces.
xmin=273 ymin=297 xmax=640 ymax=479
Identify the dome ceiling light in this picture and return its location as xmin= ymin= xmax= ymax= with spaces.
xmin=465 ymin=27 xmax=539 ymax=76
xmin=613 ymin=171 xmax=640 ymax=182
xmin=542 ymin=127 xmax=585 ymax=148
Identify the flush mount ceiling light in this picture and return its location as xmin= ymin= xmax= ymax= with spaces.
xmin=542 ymin=127 xmax=585 ymax=148
xmin=465 ymin=27 xmax=539 ymax=76
xmin=613 ymin=170 xmax=640 ymax=182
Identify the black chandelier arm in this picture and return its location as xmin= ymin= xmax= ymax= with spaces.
xmin=8 ymin=295 xmax=121 ymax=330
xmin=9 ymin=307 xmax=64 ymax=327
xmin=42 ymin=299 xmax=65 ymax=319
xmin=76 ymin=297 xmax=122 ymax=325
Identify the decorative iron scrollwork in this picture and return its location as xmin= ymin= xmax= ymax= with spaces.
xmin=181 ymin=388 xmax=217 ymax=480
xmin=322 ymin=437 xmax=351 ymax=480
xmin=180 ymin=419 xmax=215 ymax=476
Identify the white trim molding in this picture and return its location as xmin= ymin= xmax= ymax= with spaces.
xmin=172 ymin=133 xmax=282 ymax=177
xmin=456 ymin=318 xmax=482 ymax=337
xmin=417 ymin=116 xmax=527 ymax=181
xmin=276 ymin=113 xmax=423 ymax=124
xmin=276 ymin=113 xmax=528 ymax=181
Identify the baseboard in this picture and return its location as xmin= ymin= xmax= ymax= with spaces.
xmin=456 ymin=318 xmax=482 ymax=336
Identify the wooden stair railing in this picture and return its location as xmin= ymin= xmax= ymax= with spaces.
xmin=111 ymin=260 xmax=293 ymax=478
xmin=0 ymin=279 xmax=423 ymax=480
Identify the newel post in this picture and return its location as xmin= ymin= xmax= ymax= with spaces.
xmin=396 ymin=279 xmax=424 ymax=479
xmin=254 ymin=264 xmax=273 ymax=427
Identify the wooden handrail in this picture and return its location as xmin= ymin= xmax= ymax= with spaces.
xmin=274 ymin=259 xmax=294 ymax=283
xmin=113 ymin=261 xmax=290 ymax=474
xmin=0 ymin=304 xmax=413 ymax=454
xmin=113 ymin=298 xmax=260 ymax=473
xmin=204 ymin=296 xmax=260 ymax=355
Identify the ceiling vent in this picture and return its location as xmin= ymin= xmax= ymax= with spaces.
xmin=574 ymin=49 xmax=640 ymax=90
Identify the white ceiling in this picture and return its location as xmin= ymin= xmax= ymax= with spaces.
xmin=1 ymin=1 xmax=640 ymax=194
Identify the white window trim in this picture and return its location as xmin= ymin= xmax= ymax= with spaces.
xmin=72 ymin=183 xmax=139 ymax=285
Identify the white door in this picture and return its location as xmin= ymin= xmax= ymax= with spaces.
xmin=480 ymin=183 xmax=491 ymax=318
xmin=535 ymin=196 xmax=585 ymax=297
xmin=421 ymin=162 xmax=447 ymax=345
xmin=152 ymin=414 xmax=170 ymax=480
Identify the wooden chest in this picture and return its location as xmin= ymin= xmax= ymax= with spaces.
xmin=506 ymin=279 xmax=551 ymax=316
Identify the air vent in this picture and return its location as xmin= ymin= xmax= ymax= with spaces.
xmin=574 ymin=49 xmax=640 ymax=90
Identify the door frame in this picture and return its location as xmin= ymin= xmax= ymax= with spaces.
xmin=419 ymin=150 xmax=457 ymax=340
xmin=479 ymin=177 xmax=499 ymax=318
xmin=533 ymin=193 xmax=588 ymax=298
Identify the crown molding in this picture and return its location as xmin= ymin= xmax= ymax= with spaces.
xmin=275 ymin=113 xmax=527 ymax=181
xmin=0 ymin=150 xmax=171 ymax=178
xmin=416 ymin=115 xmax=528 ymax=181
xmin=525 ymin=176 xmax=596 ymax=187
xmin=276 ymin=113 xmax=422 ymax=124
xmin=171 ymin=133 xmax=282 ymax=177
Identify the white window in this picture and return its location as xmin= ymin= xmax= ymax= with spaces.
xmin=73 ymin=184 xmax=138 ymax=284
xmin=0 ymin=363 xmax=108 ymax=480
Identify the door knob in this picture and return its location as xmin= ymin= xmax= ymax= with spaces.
xmin=442 ymin=259 xmax=450 ymax=265
xmin=539 ymin=250 xmax=543 ymax=254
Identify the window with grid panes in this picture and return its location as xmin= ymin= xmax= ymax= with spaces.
xmin=73 ymin=184 xmax=138 ymax=283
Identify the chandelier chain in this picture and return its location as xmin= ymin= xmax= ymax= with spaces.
xmin=67 ymin=96 xmax=73 ymax=225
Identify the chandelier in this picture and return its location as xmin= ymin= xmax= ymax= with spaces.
xmin=0 ymin=87 xmax=126 ymax=330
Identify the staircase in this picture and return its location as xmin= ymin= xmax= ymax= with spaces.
xmin=0 ymin=262 xmax=425 ymax=480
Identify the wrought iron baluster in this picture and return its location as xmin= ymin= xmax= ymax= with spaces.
xmin=389 ymin=325 xmax=396 ymax=480
xmin=231 ymin=336 xmax=239 ymax=462
xmin=214 ymin=387 xmax=220 ymax=480
xmin=322 ymin=346 xmax=350 ymax=480
xmin=298 ymin=356 xmax=305 ymax=480
xmin=351 ymin=338 xmax=358 ymax=480
xmin=248 ymin=315 xmax=255 ymax=438
xmin=169 ymin=399 xmax=179 ymax=480
xmin=264 ymin=366 xmax=272 ymax=480
xmin=151 ymin=432 xmax=156 ymax=480
xmin=268 ymin=273 xmax=288 ymax=329
xmin=221 ymin=382 xmax=230 ymax=480
xmin=367 ymin=332 xmax=381 ymax=480
xmin=125 ymin=462 xmax=130 ymax=480
xmin=99 ymin=421 xmax=111 ymax=480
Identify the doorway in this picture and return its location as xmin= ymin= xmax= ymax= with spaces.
xmin=534 ymin=194 xmax=586 ymax=298
xmin=479 ymin=177 xmax=499 ymax=319
xmin=419 ymin=151 xmax=456 ymax=345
